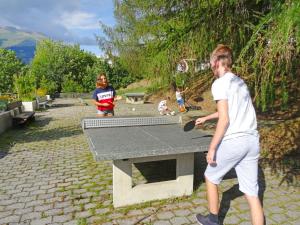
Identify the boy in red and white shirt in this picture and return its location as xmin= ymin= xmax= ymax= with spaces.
xmin=92 ymin=73 xmax=116 ymax=117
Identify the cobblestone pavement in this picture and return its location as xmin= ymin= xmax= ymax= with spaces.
xmin=0 ymin=98 xmax=299 ymax=225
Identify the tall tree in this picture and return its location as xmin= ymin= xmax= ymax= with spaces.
xmin=0 ymin=49 xmax=23 ymax=93
xmin=98 ymin=0 xmax=299 ymax=112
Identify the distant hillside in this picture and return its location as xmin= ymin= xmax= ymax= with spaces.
xmin=0 ymin=26 xmax=46 ymax=64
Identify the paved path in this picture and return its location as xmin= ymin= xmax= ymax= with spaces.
xmin=0 ymin=98 xmax=299 ymax=225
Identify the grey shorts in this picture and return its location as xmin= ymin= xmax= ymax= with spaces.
xmin=205 ymin=135 xmax=260 ymax=196
xmin=97 ymin=109 xmax=114 ymax=116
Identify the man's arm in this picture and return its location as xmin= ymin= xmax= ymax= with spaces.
xmin=206 ymin=99 xmax=229 ymax=164
xmin=195 ymin=112 xmax=219 ymax=125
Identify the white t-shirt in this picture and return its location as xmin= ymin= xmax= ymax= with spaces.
xmin=158 ymin=100 xmax=167 ymax=111
xmin=175 ymin=91 xmax=182 ymax=100
xmin=211 ymin=72 xmax=258 ymax=140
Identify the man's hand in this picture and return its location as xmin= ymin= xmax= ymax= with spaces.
xmin=206 ymin=148 xmax=216 ymax=165
xmin=195 ymin=117 xmax=206 ymax=126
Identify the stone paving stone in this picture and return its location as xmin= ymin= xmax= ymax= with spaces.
xmin=53 ymin=213 xmax=73 ymax=223
xmin=63 ymin=220 xmax=78 ymax=225
xmin=5 ymin=202 xmax=26 ymax=210
xmin=0 ymin=215 xmax=21 ymax=224
xmin=0 ymin=198 xmax=18 ymax=206
xmin=64 ymin=205 xmax=81 ymax=214
xmin=30 ymin=217 xmax=52 ymax=225
xmin=54 ymin=200 xmax=72 ymax=209
xmin=0 ymin=210 xmax=13 ymax=219
xmin=170 ymin=216 xmax=190 ymax=225
xmin=153 ymin=220 xmax=172 ymax=225
xmin=44 ymin=208 xmax=64 ymax=216
xmin=14 ymin=206 xmax=34 ymax=215
xmin=173 ymin=209 xmax=191 ymax=217
xmin=190 ymin=206 xmax=207 ymax=214
xmin=20 ymin=211 xmax=41 ymax=221
xmin=34 ymin=203 xmax=53 ymax=212
xmin=75 ymin=210 xmax=93 ymax=219
xmin=187 ymin=214 xmax=197 ymax=223
xmin=223 ymin=214 xmax=242 ymax=224
xmin=270 ymin=213 xmax=289 ymax=223
xmin=25 ymin=199 xmax=44 ymax=207
xmin=115 ymin=217 xmax=142 ymax=224
xmin=95 ymin=207 xmax=110 ymax=214
xmin=101 ymin=222 xmax=115 ymax=225
xmin=156 ymin=211 xmax=175 ymax=220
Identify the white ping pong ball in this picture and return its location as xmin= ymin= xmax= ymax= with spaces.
xmin=132 ymin=108 xmax=135 ymax=111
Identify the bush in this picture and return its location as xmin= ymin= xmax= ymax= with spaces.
xmin=260 ymin=118 xmax=300 ymax=159
xmin=39 ymin=76 xmax=58 ymax=96
xmin=13 ymin=72 xmax=36 ymax=101
xmin=62 ymin=78 xmax=84 ymax=93
xmin=36 ymin=88 xmax=47 ymax=97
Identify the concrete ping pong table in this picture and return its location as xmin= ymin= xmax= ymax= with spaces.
xmin=82 ymin=116 xmax=211 ymax=207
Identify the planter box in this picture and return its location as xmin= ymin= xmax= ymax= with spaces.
xmin=22 ymin=100 xmax=37 ymax=112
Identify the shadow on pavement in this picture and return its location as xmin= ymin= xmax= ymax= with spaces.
xmin=218 ymin=165 xmax=266 ymax=225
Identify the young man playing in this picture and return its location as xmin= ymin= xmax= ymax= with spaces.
xmin=92 ymin=73 xmax=116 ymax=117
xmin=195 ymin=45 xmax=264 ymax=225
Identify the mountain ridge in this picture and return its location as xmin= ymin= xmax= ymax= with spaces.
xmin=0 ymin=26 xmax=47 ymax=63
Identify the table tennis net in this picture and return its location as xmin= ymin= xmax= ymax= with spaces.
xmin=82 ymin=116 xmax=181 ymax=129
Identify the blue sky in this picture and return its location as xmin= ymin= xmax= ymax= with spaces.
xmin=0 ymin=0 xmax=116 ymax=56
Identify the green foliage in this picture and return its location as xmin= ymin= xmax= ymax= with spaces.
xmin=0 ymin=48 xmax=23 ymax=93
xmin=61 ymin=77 xmax=84 ymax=93
xmin=98 ymin=0 xmax=270 ymax=88
xmin=13 ymin=68 xmax=36 ymax=101
xmin=98 ymin=0 xmax=299 ymax=113
xmin=39 ymin=76 xmax=58 ymax=95
xmin=237 ymin=0 xmax=300 ymax=112
xmin=30 ymin=39 xmax=133 ymax=93
xmin=30 ymin=39 xmax=97 ymax=93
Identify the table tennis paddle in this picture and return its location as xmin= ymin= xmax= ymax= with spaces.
xmin=183 ymin=120 xmax=196 ymax=132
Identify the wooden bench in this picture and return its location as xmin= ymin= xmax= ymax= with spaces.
xmin=125 ymin=93 xmax=145 ymax=104
xmin=36 ymin=96 xmax=50 ymax=109
xmin=7 ymin=101 xmax=35 ymax=125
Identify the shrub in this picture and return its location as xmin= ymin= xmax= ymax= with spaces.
xmin=13 ymin=72 xmax=36 ymax=101
xmin=62 ymin=78 xmax=84 ymax=93
xmin=39 ymin=76 xmax=58 ymax=96
xmin=36 ymin=88 xmax=47 ymax=97
xmin=260 ymin=118 xmax=300 ymax=159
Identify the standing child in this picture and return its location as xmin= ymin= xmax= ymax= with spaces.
xmin=194 ymin=44 xmax=264 ymax=225
xmin=175 ymin=87 xmax=188 ymax=112
xmin=92 ymin=73 xmax=116 ymax=117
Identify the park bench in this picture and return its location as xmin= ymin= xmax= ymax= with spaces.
xmin=36 ymin=96 xmax=51 ymax=109
xmin=125 ymin=92 xmax=145 ymax=104
xmin=7 ymin=101 xmax=35 ymax=125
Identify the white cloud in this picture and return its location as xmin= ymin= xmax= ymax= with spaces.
xmin=59 ymin=11 xmax=99 ymax=30
xmin=0 ymin=0 xmax=114 ymax=45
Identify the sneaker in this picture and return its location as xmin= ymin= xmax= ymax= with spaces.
xmin=195 ymin=214 xmax=219 ymax=225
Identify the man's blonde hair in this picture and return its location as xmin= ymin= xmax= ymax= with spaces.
xmin=210 ymin=44 xmax=233 ymax=68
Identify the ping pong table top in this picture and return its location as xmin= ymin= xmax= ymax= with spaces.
xmin=82 ymin=116 xmax=211 ymax=161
